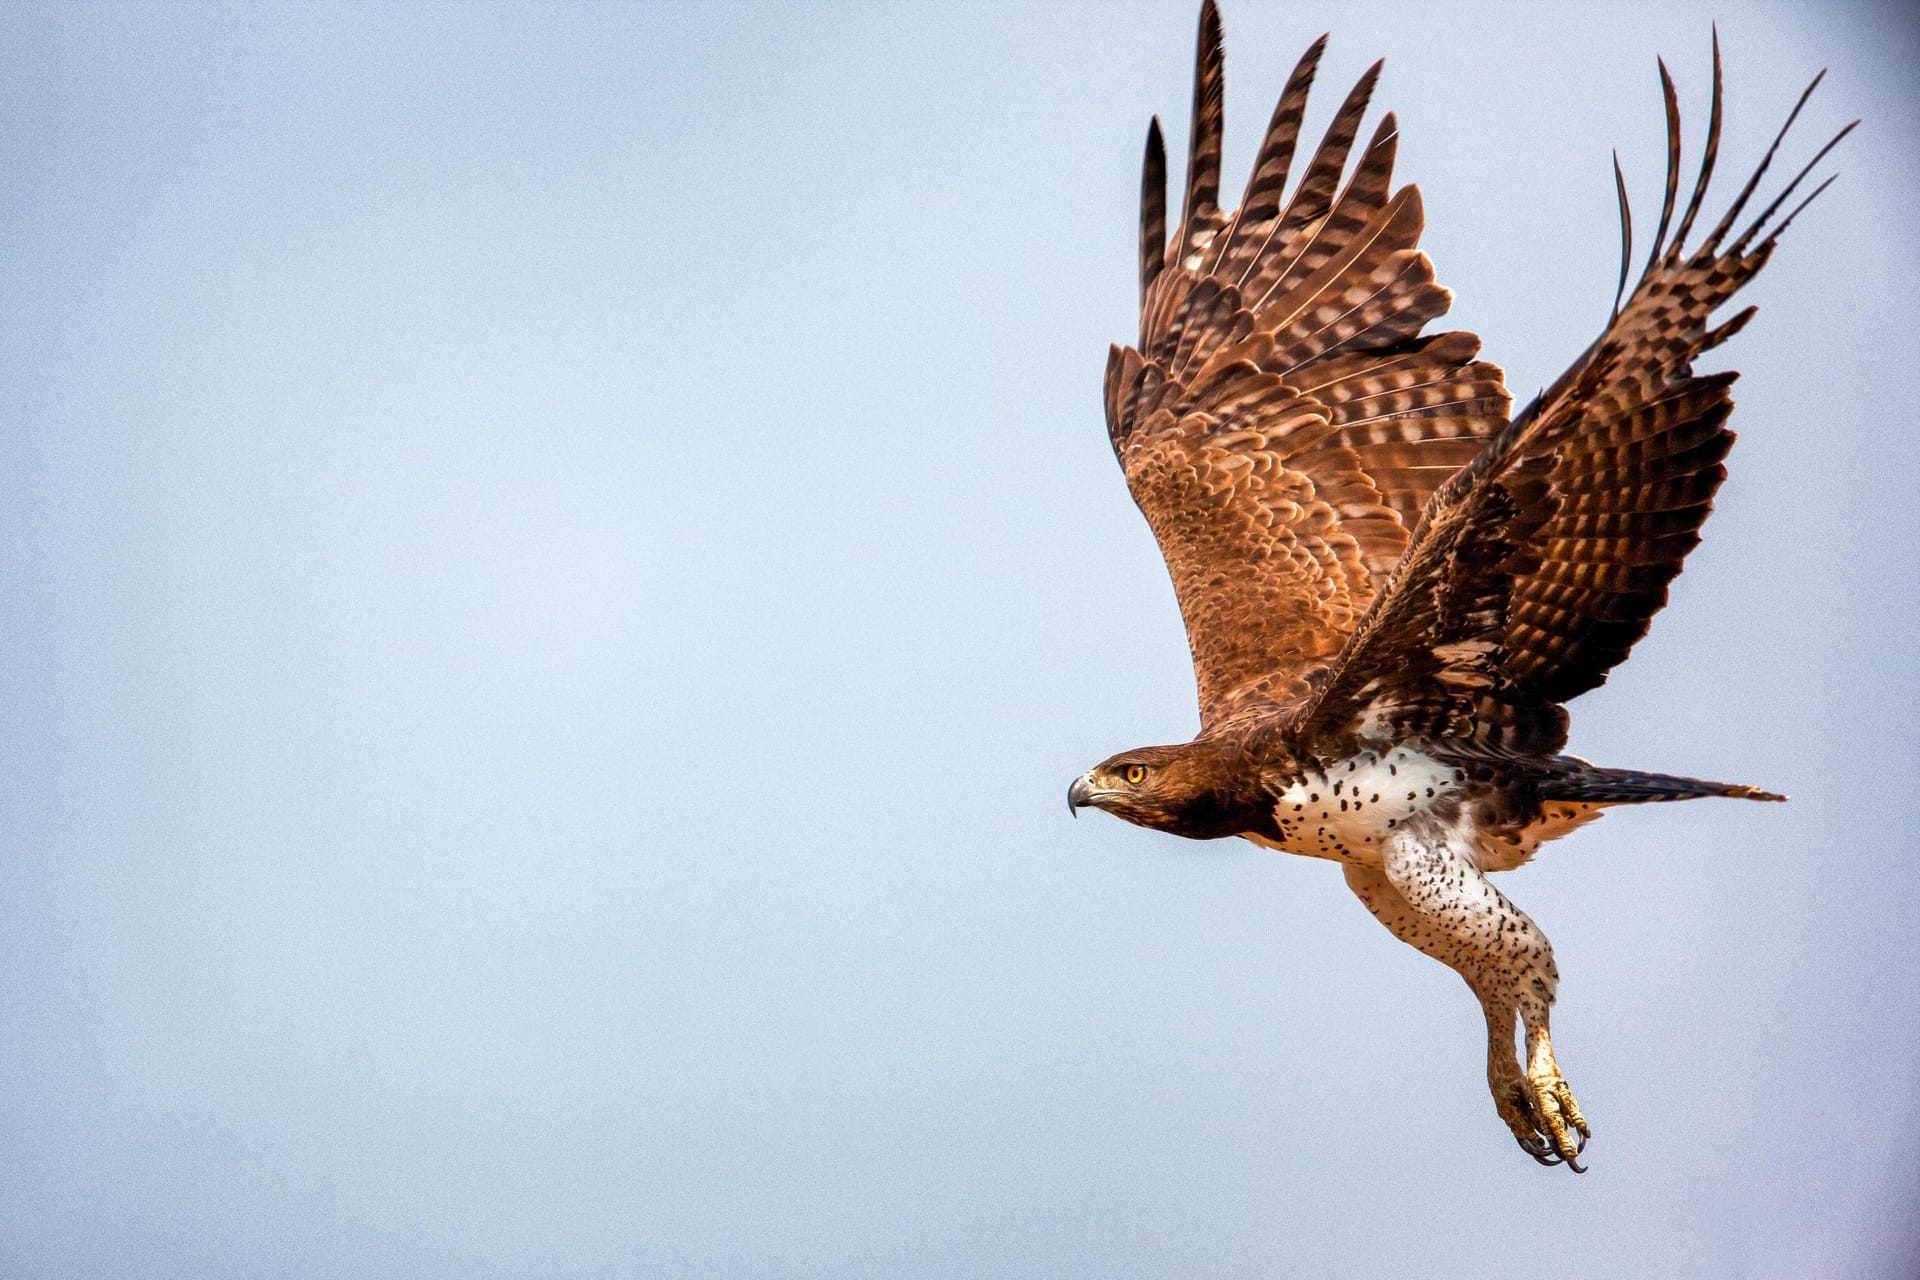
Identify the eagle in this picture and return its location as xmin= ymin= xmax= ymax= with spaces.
xmin=1067 ymin=1 xmax=1849 ymax=1171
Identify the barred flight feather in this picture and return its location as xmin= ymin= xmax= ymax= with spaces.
xmin=1292 ymin=33 xmax=1851 ymax=745
xmin=1104 ymin=0 xmax=1510 ymax=728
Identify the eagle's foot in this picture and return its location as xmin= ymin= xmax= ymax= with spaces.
xmin=1520 ymin=1030 xmax=1589 ymax=1171
xmin=1519 ymin=1071 xmax=1588 ymax=1170
xmin=1493 ymin=1078 xmax=1589 ymax=1169
xmin=1488 ymin=1028 xmax=1589 ymax=1169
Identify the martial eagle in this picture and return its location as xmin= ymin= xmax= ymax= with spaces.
xmin=1067 ymin=2 xmax=1848 ymax=1170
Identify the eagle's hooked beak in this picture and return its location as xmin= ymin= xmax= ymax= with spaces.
xmin=1068 ymin=773 xmax=1097 ymax=817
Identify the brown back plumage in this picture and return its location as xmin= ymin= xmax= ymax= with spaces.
xmin=1104 ymin=1 xmax=1510 ymax=730
xmin=1292 ymin=34 xmax=1853 ymax=755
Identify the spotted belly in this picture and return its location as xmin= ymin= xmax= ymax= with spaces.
xmin=1246 ymin=747 xmax=1468 ymax=866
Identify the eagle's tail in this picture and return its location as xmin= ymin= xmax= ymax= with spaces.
xmin=1546 ymin=760 xmax=1787 ymax=805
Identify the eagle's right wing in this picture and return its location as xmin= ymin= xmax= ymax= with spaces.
xmin=1104 ymin=1 xmax=1510 ymax=732
xmin=1289 ymin=43 xmax=1852 ymax=757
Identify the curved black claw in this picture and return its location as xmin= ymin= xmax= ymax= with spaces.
xmin=1504 ymin=1082 xmax=1590 ymax=1171
xmin=1518 ymin=1133 xmax=1588 ymax=1172
xmin=1512 ymin=1104 xmax=1590 ymax=1171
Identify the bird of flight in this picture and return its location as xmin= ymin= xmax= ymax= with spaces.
xmin=1068 ymin=1 xmax=1849 ymax=1170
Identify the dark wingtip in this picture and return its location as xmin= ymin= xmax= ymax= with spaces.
xmin=1140 ymin=116 xmax=1168 ymax=303
xmin=1197 ymin=0 xmax=1223 ymax=73
xmin=1610 ymin=150 xmax=1634 ymax=320
xmin=1735 ymin=115 xmax=1855 ymax=253
xmin=1180 ymin=0 xmax=1227 ymax=237
xmin=1763 ymin=171 xmax=1839 ymax=247
xmin=1645 ymin=56 xmax=1683 ymax=276
xmin=1667 ymin=24 xmax=1726 ymax=259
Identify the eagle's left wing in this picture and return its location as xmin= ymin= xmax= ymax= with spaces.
xmin=1289 ymin=45 xmax=1851 ymax=756
xmin=1104 ymin=2 xmax=1510 ymax=730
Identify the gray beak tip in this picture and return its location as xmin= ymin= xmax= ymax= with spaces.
xmin=1067 ymin=773 xmax=1094 ymax=818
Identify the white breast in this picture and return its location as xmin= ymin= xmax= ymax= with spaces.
xmin=1251 ymin=748 xmax=1467 ymax=866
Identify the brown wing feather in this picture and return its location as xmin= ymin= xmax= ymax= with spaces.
xmin=1292 ymin=43 xmax=1852 ymax=753
xmin=1105 ymin=1 xmax=1510 ymax=728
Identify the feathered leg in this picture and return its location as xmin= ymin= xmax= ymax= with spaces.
xmin=1342 ymin=814 xmax=1589 ymax=1170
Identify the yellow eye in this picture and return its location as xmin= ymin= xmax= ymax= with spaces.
xmin=1124 ymin=764 xmax=1147 ymax=785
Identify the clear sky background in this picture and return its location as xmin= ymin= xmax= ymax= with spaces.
xmin=2 ymin=2 xmax=1916 ymax=1276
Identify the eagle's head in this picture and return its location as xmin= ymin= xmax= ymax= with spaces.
xmin=1068 ymin=740 xmax=1259 ymax=840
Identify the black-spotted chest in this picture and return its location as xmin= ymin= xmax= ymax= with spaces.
xmin=1245 ymin=747 xmax=1470 ymax=866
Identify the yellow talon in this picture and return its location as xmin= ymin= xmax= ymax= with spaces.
xmin=1525 ymin=1029 xmax=1590 ymax=1169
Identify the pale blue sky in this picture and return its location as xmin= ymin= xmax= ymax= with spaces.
xmin=2 ymin=2 xmax=1915 ymax=1276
